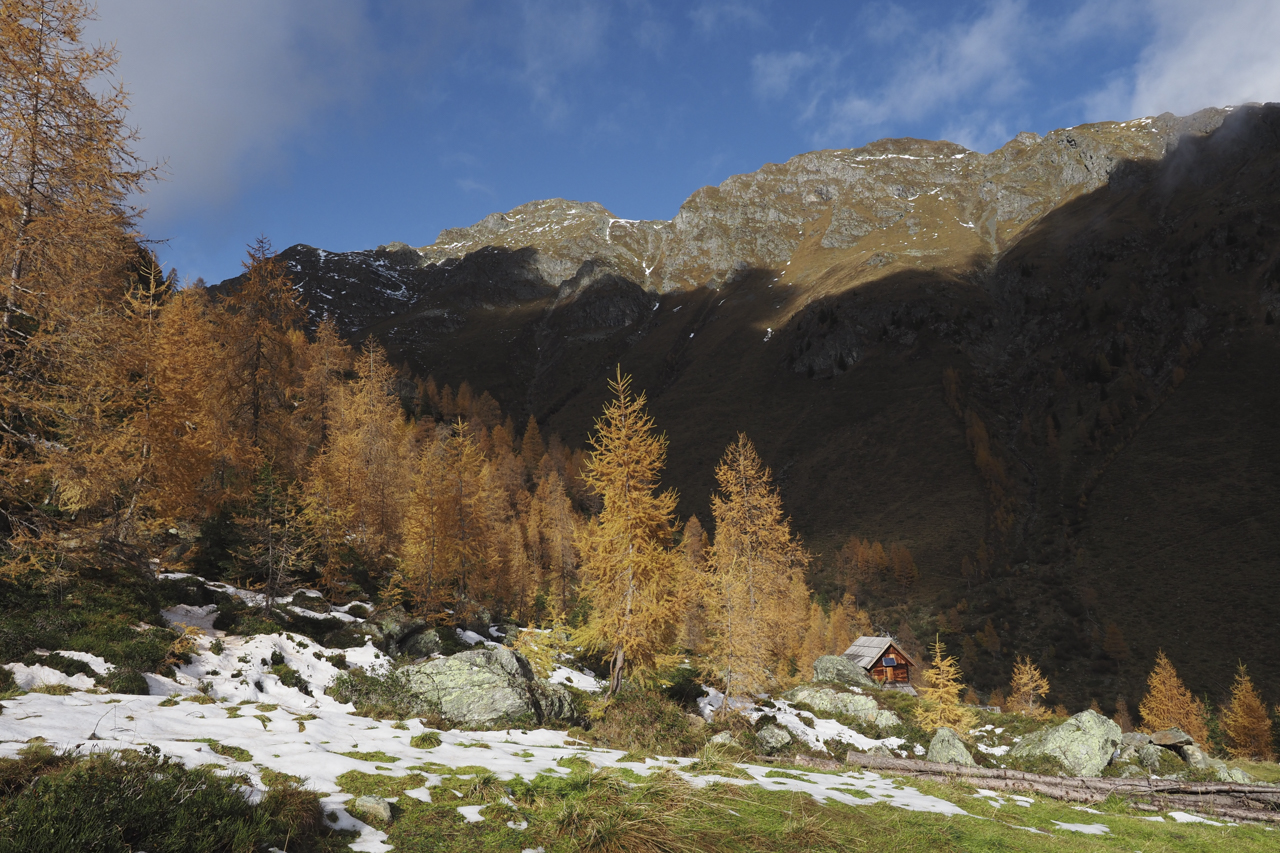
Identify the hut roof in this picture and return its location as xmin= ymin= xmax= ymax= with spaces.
xmin=842 ymin=636 xmax=918 ymax=670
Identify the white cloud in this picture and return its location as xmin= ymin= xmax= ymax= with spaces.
xmin=751 ymin=51 xmax=821 ymax=100
xmin=516 ymin=0 xmax=608 ymax=122
xmin=85 ymin=1 xmax=384 ymax=223
xmin=1122 ymin=0 xmax=1280 ymax=118
xmin=816 ymin=0 xmax=1031 ymax=145
xmin=689 ymin=1 xmax=767 ymax=34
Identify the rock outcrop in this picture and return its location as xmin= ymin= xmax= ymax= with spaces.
xmin=399 ymin=646 xmax=575 ymax=727
xmin=926 ymin=727 xmax=976 ymax=766
xmin=1009 ymin=710 xmax=1122 ymax=777
xmin=812 ymin=655 xmax=877 ymax=689
xmin=782 ymin=685 xmax=901 ymax=728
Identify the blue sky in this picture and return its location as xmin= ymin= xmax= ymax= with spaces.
xmin=87 ymin=0 xmax=1280 ymax=285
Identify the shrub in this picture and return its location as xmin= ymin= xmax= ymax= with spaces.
xmin=328 ymin=667 xmax=436 ymax=720
xmin=0 ymin=749 xmax=332 ymax=853
xmin=271 ymin=664 xmax=312 ymax=696
xmin=586 ymin=686 xmax=703 ymax=757
xmin=103 ymin=669 xmax=150 ymax=696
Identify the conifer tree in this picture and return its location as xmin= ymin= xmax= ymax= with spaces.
xmin=1221 ymin=663 xmax=1274 ymax=760
xmin=1113 ymin=697 xmax=1134 ymax=733
xmin=1138 ymin=650 xmax=1209 ymax=743
xmin=914 ymin=637 xmax=978 ymax=734
xmin=302 ymin=343 xmax=413 ymax=589
xmin=233 ymin=466 xmax=309 ymax=614
xmin=1007 ymin=655 xmax=1051 ymax=719
xmin=217 ymin=238 xmax=306 ymax=476
xmin=702 ymin=434 xmax=810 ymax=697
xmin=521 ymin=414 xmax=545 ymax=476
xmin=574 ymin=369 xmax=680 ymax=697
xmin=530 ymin=467 xmax=578 ymax=614
xmin=1 ymin=0 xmax=150 ymax=336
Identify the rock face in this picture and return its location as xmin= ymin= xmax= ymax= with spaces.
xmin=926 ymin=727 xmax=976 ymax=766
xmin=399 ymin=646 xmax=574 ymax=727
xmin=782 ymin=685 xmax=901 ymax=728
xmin=1137 ymin=743 xmax=1166 ymax=771
xmin=756 ymin=724 xmax=792 ymax=753
xmin=813 ymin=655 xmax=877 ymax=689
xmin=1009 ymin=710 xmax=1122 ymax=777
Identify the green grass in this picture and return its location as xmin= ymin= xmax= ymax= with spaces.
xmin=182 ymin=738 xmax=252 ymax=763
xmin=337 ymin=770 xmax=428 ymax=798
xmin=350 ymin=759 xmax=1280 ymax=853
xmin=339 ymin=750 xmax=401 ymax=764
xmin=410 ymin=730 xmax=443 ymax=750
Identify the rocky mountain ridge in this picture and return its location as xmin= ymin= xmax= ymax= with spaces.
xmin=218 ymin=104 xmax=1280 ymax=708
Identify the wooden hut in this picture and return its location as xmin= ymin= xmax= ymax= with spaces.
xmin=842 ymin=636 xmax=917 ymax=685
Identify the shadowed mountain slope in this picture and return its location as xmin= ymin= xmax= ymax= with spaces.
xmin=219 ymin=105 xmax=1280 ymax=708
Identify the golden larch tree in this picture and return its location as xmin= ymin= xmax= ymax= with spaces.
xmin=703 ymin=433 xmax=810 ymax=698
xmin=1138 ymin=650 xmax=1209 ymax=743
xmin=574 ymin=369 xmax=681 ymax=697
xmin=1007 ymin=655 xmax=1051 ymax=719
xmin=1221 ymin=663 xmax=1274 ymax=761
xmin=914 ymin=637 xmax=978 ymax=735
xmin=302 ymin=343 xmax=413 ymax=591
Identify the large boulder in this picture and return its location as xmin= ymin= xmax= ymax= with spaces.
xmin=1009 ymin=710 xmax=1122 ymax=777
xmin=813 ymin=655 xmax=877 ymax=689
xmin=399 ymin=646 xmax=574 ymax=727
xmin=783 ymin=685 xmax=901 ymax=728
xmin=926 ymin=727 xmax=976 ymax=766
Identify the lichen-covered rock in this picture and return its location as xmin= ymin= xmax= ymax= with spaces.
xmin=400 ymin=646 xmax=573 ymax=727
xmin=812 ymin=655 xmax=877 ymax=689
xmin=709 ymin=731 xmax=738 ymax=747
xmin=1137 ymin=743 xmax=1167 ymax=770
xmin=757 ymin=724 xmax=792 ymax=753
xmin=350 ymin=795 xmax=391 ymax=822
xmin=400 ymin=628 xmax=443 ymax=659
xmin=1150 ymin=728 xmax=1193 ymax=747
xmin=1009 ymin=710 xmax=1122 ymax=777
xmin=782 ymin=685 xmax=900 ymax=728
xmin=926 ymin=727 xmax=976 ymax=766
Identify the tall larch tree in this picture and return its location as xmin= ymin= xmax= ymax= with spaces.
xmin=1138 ymin=650 xmax=1209 ymax=743
xmin=0 ymin=0 xmax=153 ymax=567
xmin=574 ymin=369 xmax=681 ymax=697
xmin=915 ymin=637 xmax=978 ymax=734
xmin=216 ymin=237 xmax=306 ymax=481
xmin=302 ymin=343 xmax=413 ymax=591
xmin=1221 ymin=663 xmax=1274 ymax=761
xmin=702 ymin=433 xmax=810 ymax=697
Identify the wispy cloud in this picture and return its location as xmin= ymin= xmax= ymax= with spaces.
xmin=821 ymin=0 xmax=1030 ymax=144
xmin=516 ymin=0 xmax=608 ymax=122
xmin=87 ymin=0 xmax=387 ymax=222
xmin=1091 ymin=0 xmax=1280 ymax=120
xmin=751 ymin=51 xmax=821 ymax=100
xmin=689 ymin=1 xmax=767 ymax=34
xmin=456 ymin=177 xmax=495 ymax=195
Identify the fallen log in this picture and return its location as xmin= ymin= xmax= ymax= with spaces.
xmin=841 ymin=751 xmax=1280 ymax=823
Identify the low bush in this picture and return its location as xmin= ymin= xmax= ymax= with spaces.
xmin=586 ymin=685 xmax=705 ymax=757
xmin=103 ymin=668 xmax=149 ymax=695
xmin=0 ymin=747 xmax=337 ymax=853
xmin=328 ymin=666 xmax=436 ymax=720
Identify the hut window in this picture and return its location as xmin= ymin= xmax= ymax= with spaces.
xmin=882 ymin=655 xmax=896 ymax=666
